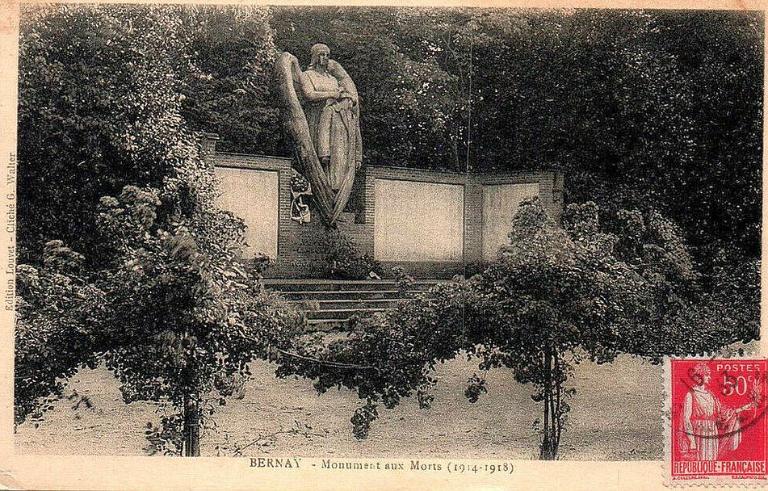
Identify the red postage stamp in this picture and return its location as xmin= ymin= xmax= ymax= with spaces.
xmin=667 ymin=358 xmax=768 ymax=484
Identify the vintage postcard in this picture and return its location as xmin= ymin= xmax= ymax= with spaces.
xmin=0 ymin=1 xmax=765 ymax=489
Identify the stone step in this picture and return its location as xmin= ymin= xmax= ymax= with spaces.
xmin=265 ymin=278 xmax=449 ymax=332
xmin=280 ymin=289 xmax=404 ymax=301
xmin=263 ymin=278 xmax=446 ymax=292
xmin=287 ymin=298 xmax=402 ymax=310
xmin=305 ymin=307 xmax=389 ymax=320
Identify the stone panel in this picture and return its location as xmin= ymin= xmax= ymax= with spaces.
xmin=481 ymin=183 xmax=540 ymax=261
xmin=374 ymin=179 xmax=464 ymax=262
xmin=214 ymin=167 xmax=279 ymax=259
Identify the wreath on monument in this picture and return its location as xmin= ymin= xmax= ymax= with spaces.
xmin=290 ymin=171 xmax=312 ymax=224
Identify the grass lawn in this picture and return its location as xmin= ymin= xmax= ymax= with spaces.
xmin=15 ymin=354 xmax=662 ymax=460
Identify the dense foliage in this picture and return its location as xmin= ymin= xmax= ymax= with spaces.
xmin=95 ymin=184 xmax=303 ymax=455
xmin=280 ymin=199 xmax=753 ymax=458
xmin=15 ymin=5 xmax=303 ymax=456
xmin=179 ymin=6 xmax=281 ymax=155
xmin=19 ymin=6 xmax=761 ymax=269
xmin=272 ymin=8 xmax=762 ymax=263
xmin=322 ymin=230 xmax=383 ymax=280
xmin=18 ymin=5 xmax=189 ymax=264
xmin=14 ymin=242 xmax=102 ymax=425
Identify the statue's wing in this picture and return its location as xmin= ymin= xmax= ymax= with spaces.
xmin=327 ymin=60 xmax=362 ymax=224
xmin=274 ymin=51 xmax=336 ymax=226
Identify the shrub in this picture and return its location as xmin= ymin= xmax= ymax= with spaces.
xmin=322 ymin=230 xmax=383 ymax=280
xmin=279 ymin=199 xmax=752 ymax=460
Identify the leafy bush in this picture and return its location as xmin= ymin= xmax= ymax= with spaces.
xmin=15 ymin=6 xmax=304 ymax=456
xmin=322 ymin=230 xmax=383 ymax=280
xmin=95 ymin=184 xmax=304 ymax=455
xmin=277 ymin=279 xmax=472 ymax=438
xmin=15 ymin=244 xmax=103 ymax=425
xmin=461 ymin=261 xmax=489 ymax=279
xmin=280 ymin=199 xmax=752 ymax=459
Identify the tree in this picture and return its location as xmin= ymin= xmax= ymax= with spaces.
xmin=644 ymin=11 xmax=762 ymax=258
xmin=94 ymin=185 xmax=303 ymax=456
xmin=178 ymin=5 xmax=282 ymax=156
xmin=18 ymin=4 xmax=192 ymax=265
xmin=15 ymin=5 xmax=304 ymax=456
xmin=17 ymin=2 xmax=195 ymax=424
xmin=467 ymin=201 xmax=700 ymax=459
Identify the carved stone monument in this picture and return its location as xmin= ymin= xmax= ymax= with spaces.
xmin=206 ymin=44 xmax=563 ymax=277
xmin=275 ymin=44 xmax=362 ymax=227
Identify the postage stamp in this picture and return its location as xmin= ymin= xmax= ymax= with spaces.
xmin=666 ymin=358 xmax=768 ymax=485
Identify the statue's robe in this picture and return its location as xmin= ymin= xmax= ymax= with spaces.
xmin=303 ymin=69 xmax=362 ymax=192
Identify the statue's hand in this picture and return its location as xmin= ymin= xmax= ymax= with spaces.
xmin=342 ymin=92 xmax=358 ymax=106
xmin=330 ymin=99 xmax=352 ymax=111
xmin=341 ymin=91 xmax=357 ymax=109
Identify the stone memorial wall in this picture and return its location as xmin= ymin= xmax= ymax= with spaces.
xmin=481 ymin=183 xmax=541 ymax=261
xmin=204 ymin=136 xmax=563 ymax=278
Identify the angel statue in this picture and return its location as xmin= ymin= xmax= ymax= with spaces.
xmin=274 ymin=44 xmax=363 ymax=226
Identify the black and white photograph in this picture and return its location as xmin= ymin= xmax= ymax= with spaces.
xmin=2 ymin=2 xmax=764 ymax=489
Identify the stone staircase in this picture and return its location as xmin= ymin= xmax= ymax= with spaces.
xmin=262 ymin=278 xmax=447 ymax=331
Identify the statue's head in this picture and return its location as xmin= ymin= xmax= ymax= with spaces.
xmin=309 ymin=43 xmax=331 ymax=69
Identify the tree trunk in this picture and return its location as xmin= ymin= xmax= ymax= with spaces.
xmin=539 ymin=348 xmax=558 ymax=460
xmin=554 ymin=354 xmax=563 ymax=451
xmin=183 ymin=392 xmax=200 ymax=457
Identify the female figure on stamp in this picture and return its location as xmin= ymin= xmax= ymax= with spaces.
xmin=680 ymin=363 xmax=755 ymax=460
